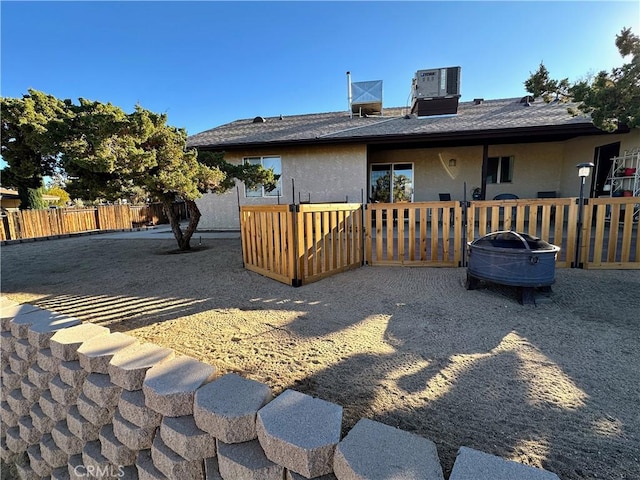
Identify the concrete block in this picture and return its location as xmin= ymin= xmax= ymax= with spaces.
xmin=20 ymin=377 xmax=43 ymax=403
xmin=6 ymin=388 xmax=31 ymax=417
xmin=14 ymin=338 xmax=37 ymax=362
xmin=18 ymin=414 xmax=42 ymax=445
xmin=37 ymin=348 xmax=63 ymax=373
xmin=49 ymin=323 xmax=110 ymax=361
xmin=256 ymin=389 xmax=342 ymax=478
xmin=51 ymin=466 xmax=71 ymax=480
xmin=5 ymin=425 xmax=27 ymax=453
xmin=27 ymin=315 xmax=81 ymax=349
xmin=143 ymin=356 xmax=216 ymax=417
xmin=194 ymin=373 xmax=272 ymax=444
xmin=136 ymin=448 xmax=168 ymax=480
xmin=151 ymin=432 xmax=204 ymax=480
xmin=160 ymin=415 xmax=216 ymax=460
xmin=217 ymin=439 xmax=284 ymax=480
xmin=1 ymin=400 xmax=19 ymax=427
xmin=59 ymin=361 xmax=88 ymax=388
xmin=204 ymin=457 xmax=224 ymax=480
xmin=8 ymin=351 xmax=29 ymax=376
xmin=67 ymin=405 xmax=100 ymax=441
xmin=39 ymin=390 xmax=70 ymax=422
xmin=9 ymin=307 xmax=53 ymax=338
xmin=333 ymin=418 xmax=444 ymax=480
xmin=287 ymin=470 xmax=337 ymax=480
xmin=14 ymin=461 xmax=39 ymax=480
xmin=0 ymin=436 xmax=19 ymax=463
xmin=0 ymin=345 xmax=10 ymax=366
xmin=0 ymin=385 xmax=8 ymax=402
xmin=51 ymin=419 xmax=84 ymax=455
xmin=0 ymin=330 xmax=16 ymax=353
xmin=82 ymin=373 xmax=122 ymax=409
xmin=1 ymin=303 xmax=39 ymax=332
xmin=40 ymin=432 xmax=69 ymax=468
xmin=30 ymin=403 xmax=55 ymax=435
xmin=113 ymin=409 xmax=157 ymax=451
xmin=81 ymin=440 xmax=112 ymax=477
xmin=76 ymin=392 xmax=116 ymax=428
xmin=118 ymin=389 xmax=162 ymax=429
xmin=77 ymin=332 xmax=138 ymax=374
xmin=27 ymin=363 xmax=55 ymax=390
xmin=67 ymin=453 xmax=84 ymax=480
xmin=99 ymin=423 xmax=137 ymax=466
xmin=449 ymin=446 xmax=561 ymax=480
xmin=27 ymin=443 xmax=53 ymax=477
xmin=2 ymin=364 xmax=22 ymax=390
xmin=49 ymin=374 xmax=82 ymax=406
xmin=109 ymin=342 xmax=174 ymax=391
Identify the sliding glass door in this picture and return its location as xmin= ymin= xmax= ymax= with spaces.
xmin=370 ymin=163 xmax=414 ymax=203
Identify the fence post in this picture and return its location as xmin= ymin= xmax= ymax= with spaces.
xmin=290 ymin=203 xmax=302 ymax=287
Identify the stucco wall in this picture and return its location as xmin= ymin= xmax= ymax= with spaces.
xmin=560 ymin=129 xmax=640 ymax=197
xmin=369 ymin=142 xmax=569 ymax=201
xmin=195 ymin=131 xmax=640 ymax=230
xmin=196 ymin=144 xmax=367 ymax=230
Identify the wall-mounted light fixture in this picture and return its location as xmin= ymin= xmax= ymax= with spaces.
xmin=449 ymin=158 xmax=457 ymax=167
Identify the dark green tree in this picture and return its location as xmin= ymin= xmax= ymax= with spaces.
xmin=1 ymin=90 xmax=70 ymax=208
xmin=525 ymin=28 xmax=640 ymax=132
xmin=3 ymin=90 xmax=278 ymax=250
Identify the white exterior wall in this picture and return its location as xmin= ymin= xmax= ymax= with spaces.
xmin=196 ymin=144 xmax=367 ymax=230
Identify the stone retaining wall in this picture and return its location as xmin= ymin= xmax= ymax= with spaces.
xmin=1 ymin=298 xmax=560 ymax=480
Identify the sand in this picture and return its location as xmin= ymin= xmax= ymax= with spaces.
xmin=1 ymin=233 xmax=639 ymax=479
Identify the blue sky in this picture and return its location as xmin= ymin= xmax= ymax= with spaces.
xmin=1 ymin=1 xmax=639 ymax=138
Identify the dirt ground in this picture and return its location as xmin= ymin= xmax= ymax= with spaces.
xmin=1 ymin=232 xmax=639 ymax=479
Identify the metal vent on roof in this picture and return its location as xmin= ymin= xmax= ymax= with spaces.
xmin=351 ymin=80 xmax=383 ymax=116
xmin=252 ymin=116 xmax=266 ymax=123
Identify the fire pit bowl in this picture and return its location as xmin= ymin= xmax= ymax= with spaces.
xmin=466 ymin=230 xmax=560 ymax=304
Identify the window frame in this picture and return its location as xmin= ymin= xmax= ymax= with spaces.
xmin=243 ymin=156 xmax=282 ymax=198
xmin=486 ymin=156 xmax=514 ymax=184
xmin=369 ymin=162 xmax=414 ymax=203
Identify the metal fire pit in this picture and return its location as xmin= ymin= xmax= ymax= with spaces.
xmin=466 ymin=230 xmax=560 ymax=305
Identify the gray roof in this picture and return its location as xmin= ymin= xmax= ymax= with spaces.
xmin=187 ymin=97 xmax=602 ymax=150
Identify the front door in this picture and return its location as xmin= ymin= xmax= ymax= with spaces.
xmin=592 ymin=142 xmax=620 ymax=197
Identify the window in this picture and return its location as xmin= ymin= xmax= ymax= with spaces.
xmin=486 ymin=156 xmax=513 ymax=184
xmin=370 ymin=163 xmax=414 ymax=203
xmin=244 ymin=156 xmax=282 ymax=197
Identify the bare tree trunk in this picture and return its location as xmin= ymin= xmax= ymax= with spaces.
xmin=163 ymin=200 xmax=201 ymax=251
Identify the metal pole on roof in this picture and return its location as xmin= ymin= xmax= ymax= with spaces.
xmin=347 ymin=71 xmax=353 ymax=119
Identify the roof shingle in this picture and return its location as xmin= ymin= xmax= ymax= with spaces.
xmin=187 ymin=97 xmax=595 ymax=150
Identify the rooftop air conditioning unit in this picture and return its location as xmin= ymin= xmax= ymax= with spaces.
xmin=411 ymin=66 xmax=461 ymax=117
xmin=412 ymin=66 xmax=461 ymax=100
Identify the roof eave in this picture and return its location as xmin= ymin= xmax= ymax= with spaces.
xmin=191 ymin=123 xmax=624 ymax=152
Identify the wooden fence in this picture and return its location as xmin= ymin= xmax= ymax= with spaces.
xmin=240 ymin=197 xmax=639 ymax=285
xmin=0 ymin=203 xmax=184 ymax=241
xmin=239 ymin=203 xmax=363 ymax=286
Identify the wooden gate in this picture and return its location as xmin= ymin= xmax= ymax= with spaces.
xmin=239 ymin=203 xmax=363 ymax=286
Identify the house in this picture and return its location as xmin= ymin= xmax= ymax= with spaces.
xmin=187 ymin=93 xmax=639 ymax=231
xmin=0 ymin=187 xmax=60 ymax=211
